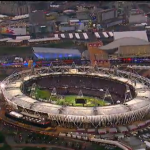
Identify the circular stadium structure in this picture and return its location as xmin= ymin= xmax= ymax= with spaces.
xmin=1 ymin=65 xmax=150 ymax=129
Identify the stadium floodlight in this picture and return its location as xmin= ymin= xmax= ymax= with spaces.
xmin=0 ymin=83 xmax=5 ymax=89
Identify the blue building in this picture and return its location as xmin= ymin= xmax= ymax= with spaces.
xmin=32 ymin=47 xmax=81 ymax=60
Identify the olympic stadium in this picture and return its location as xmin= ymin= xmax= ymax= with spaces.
xmin=1 ymin=64 xmax=150 ymax=130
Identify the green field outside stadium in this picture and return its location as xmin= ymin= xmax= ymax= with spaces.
xmin=33 ymin=88 xmax=107 ymax=107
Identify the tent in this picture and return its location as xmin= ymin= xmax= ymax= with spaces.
xmin=33 ymin=47 xmax=81 ymax=60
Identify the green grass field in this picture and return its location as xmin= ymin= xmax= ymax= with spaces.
xmin=34 ymin=88 xmax=106 ymax=107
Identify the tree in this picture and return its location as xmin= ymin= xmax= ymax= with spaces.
xmin=0 ymin=132 xmax=5 ymax=143
xmin=0 ymin=143 xmax=12 ymax=150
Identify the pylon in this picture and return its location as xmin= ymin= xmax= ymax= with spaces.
xmin=77 ymin=90 xmax=83 ymax=98
xmin=48 ymin=62 xmax=54 ymax=72
xmin=103 ymin=89 xmax=114 ymax=104
xmin=72 ymin=62 xmax=76 ymax=69
xmin=51 ymin=87 xmax=57 ymax=96
xmin=30 ymin=83 xmax=37 ymax=98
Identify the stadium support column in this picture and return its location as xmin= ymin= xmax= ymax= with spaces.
xmin=20 ymin=82 xmax=25 ymax=93
xmin=132 ymin=78 xmax=137 ymax=87
xmin=144 ymin=104 xmax=150 ymax=118
xmin=71 ymin=62 xmax=76 ymax=69
xmin=51 ymin=88 xmax=57 ymax=96
xmin=86 ymin=65 xmax=95 ymax=74
xmin=93 ymin=106 xmax=98 ymax=115
xmin=113 ymin=65 xmax=118 ymax=76
xmin=94 ymin=61 xmax=99 ymax=71
xmin=48 ymin=62 xmax=54 ymax=73
xmin=30 ymin=64 xmax=35 ymax=75
xmin=124 ymin=84 xmax=132 ymax=103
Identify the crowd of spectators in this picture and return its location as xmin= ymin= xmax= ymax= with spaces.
xmin=26 ymin=74 xmax=135 ymax=104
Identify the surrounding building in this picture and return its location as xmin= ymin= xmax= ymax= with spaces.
xmin=0 ymin=1 xmax=49 ymax=16
xmin=0 ymin=2 xmax=31 ymax=15
xmin=93 ymin=8 xmax=119 ymax=27
xmin=76 ymin=10 xmax=90 ymax=20
xmin=99 ymin=31 xmax=150 ymax=62
xmin=129 ymin=13 xmax=148 ymax=24
xmin=29 ymin=10 xmax=46 ymax=25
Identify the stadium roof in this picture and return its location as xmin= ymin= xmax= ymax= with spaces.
xmin=99 ymin=37 xmax=150 ymax=50
xmin=114 ymin=30 xmax=148 ymax=41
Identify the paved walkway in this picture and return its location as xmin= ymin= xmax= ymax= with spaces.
xmin=10 ymin=144 xmax=74 ymax=150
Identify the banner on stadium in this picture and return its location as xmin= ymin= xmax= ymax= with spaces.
xmin=28 ymin=60 xmax=33 ymax=68
xmin=69 ymin=69 xmax=78 ymax=74
xmin=0 ymin=27 xmax=27 ymax=35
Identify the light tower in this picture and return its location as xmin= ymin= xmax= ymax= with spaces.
xmin=30 ymin=83 xmax=37 ymax=98
xmin=77 ymin=90 xmax=83 ymax=98
xmin=51 ymin=87 xmax=57 ymax=96
xmin=103 ymin=89 xmax=114 ymax=105
xmin=124 ymin=84 xmax=132 ymax=103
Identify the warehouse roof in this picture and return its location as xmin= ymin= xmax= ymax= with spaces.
xmin=99 ymin=37 xmax=150 ymax=50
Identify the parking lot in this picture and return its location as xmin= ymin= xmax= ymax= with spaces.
xmin=121 ymin=126 xmax=150 ymax=149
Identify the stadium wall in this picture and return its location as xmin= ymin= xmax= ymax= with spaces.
xmin=118 ymin=45 xmax=150 ymax=58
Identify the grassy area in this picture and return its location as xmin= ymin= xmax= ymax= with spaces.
xmin=0 ymin=41 xmax=76 ymax=57
xmin=40 ymin=41 xmax=75 ymax=48
xmin=0 ymin=41 xmax=77 ymax=56
xmin=34 ymin=88 xmax=106 ymax=107
xmin=0 ymin=47 xmax=32 ymax=56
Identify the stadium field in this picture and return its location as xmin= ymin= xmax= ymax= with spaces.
xmin=34 ymin=88 xmax=107 ymax=107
